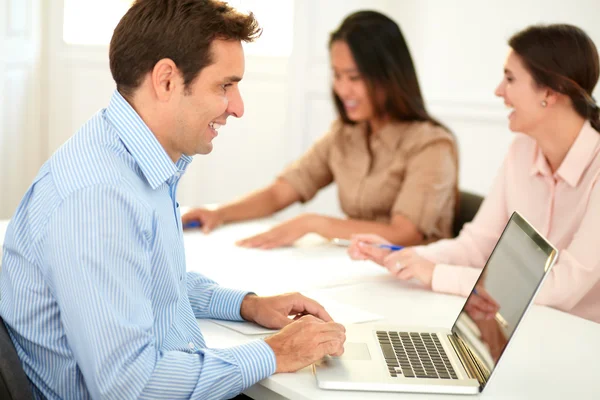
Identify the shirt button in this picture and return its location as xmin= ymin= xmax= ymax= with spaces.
xmin=188 ymin=342 xmax=195 ymax=349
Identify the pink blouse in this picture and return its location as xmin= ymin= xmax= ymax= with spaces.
xmin=416 ymin=121 xmax=600 ymax=323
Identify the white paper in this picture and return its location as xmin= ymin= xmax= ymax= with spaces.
xmin=183 ymin=220 xmax=391 ymax=295
xmin=207 ymin=295 xmax=383 ymax=335
xmin=208 ymin=319 xmax=277 ymax=335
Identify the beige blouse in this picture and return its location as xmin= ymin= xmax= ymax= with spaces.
xmin=280 ymin=120 xmax=458 ymax=240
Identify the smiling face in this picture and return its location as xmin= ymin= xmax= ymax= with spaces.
xmin=494 ymin=49 xmax=548 ymax=135
xmin=330 ymin=40 xmax=376 ymax=123
xmin=174 ymin=39 xmax=245 ymax=156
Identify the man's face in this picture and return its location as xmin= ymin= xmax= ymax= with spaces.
xmin=174 ymin=39 xmax=245 ymax=156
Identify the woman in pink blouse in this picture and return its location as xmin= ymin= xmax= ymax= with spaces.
xmin=348 ymin=24 xmax=600 ymax=323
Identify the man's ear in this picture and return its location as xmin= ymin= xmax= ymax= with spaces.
xmin=151 ymin=58 xmax=180 ymax=102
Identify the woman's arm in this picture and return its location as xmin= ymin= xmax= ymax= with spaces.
xmin=182 ymin=179 xmax=301 ymax=232
xmin=417 ymin=142 xmax=514 ymax=269
xmin=216 ymin=179 xmax=301 ymax=222
xmin=183 ymin=123 xmax=338 ymax=232
xmin=312 ymin=213 xmax=423 ymax=245
xmin=533 ymin=179 xmax=600 ymax=313
xmin=236 ymin=212 xmax=423 ymax=250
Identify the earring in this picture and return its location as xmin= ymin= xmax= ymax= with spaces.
xmin=541 ymin=100 xmax=548 ymax=107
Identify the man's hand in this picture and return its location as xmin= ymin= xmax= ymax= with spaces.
xmin=240 ymin=292 xmax=333 ymax=329
xmin=265 ymin=315 xmax=346 ymax=373
xmin=181 ymin=207 xmax=224 ymax=233
xmin=242 ymin=293 xmax=345 ymax=373
xmin=235 ymin=214 xmax=318 ymax=249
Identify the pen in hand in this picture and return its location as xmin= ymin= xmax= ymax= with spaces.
xmin=182 ymin=220 xmax=202 ymax=229
xmin=331 ymin=238 xmax=404 ymax=251
xmin=374 ymin=243 xmax=404 ymax=251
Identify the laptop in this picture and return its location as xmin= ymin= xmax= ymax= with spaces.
xmin=314 ymin=211 xmax=558 ymax=395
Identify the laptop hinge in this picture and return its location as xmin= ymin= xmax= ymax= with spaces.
xmin=447 ymin=333 xmax=489 ymax=388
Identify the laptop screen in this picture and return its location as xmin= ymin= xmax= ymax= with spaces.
xmin=450 ymin=212 xmax=557 ymax=387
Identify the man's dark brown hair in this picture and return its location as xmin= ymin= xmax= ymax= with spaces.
xmin=109 ymin=0 xmax=261 ymax=98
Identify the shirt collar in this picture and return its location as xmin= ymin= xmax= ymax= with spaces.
xmin=378 ymin=122 xmax=410 ymax=149
xmin=342 ymin=121 xmax=408 ymax=149
xmin=530 ymin=120 xmax=600 ymax=187
xmin=105 ymin=90 xmax=193 ymax=189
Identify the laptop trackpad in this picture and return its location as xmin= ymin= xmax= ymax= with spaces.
xmin=337 ymin=342 xmax=372 ymax=361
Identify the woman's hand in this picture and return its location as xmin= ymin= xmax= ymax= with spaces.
xmin=382 ymin=249 xmax=435 ymax=289
xmin=181 ymin=207 xmax=224 ymax=233
xmin=349 ymin=236 xmax=435 ymax=288
xmin=236 ymin=214 xmax=318 ymax=249
xmin=464 ymin=286 xmax=500 ymax=321
xmin=347 ymin=234 xmax=393 ymax=265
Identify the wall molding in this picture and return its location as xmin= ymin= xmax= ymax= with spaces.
xmin=301 ymin=86 xmax=507 ymax=124
xmin=428 ymin=98 xmax=507 ymax=123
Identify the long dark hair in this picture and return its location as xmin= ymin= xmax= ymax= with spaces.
xmin=329 ymin=11 xmax=441 ymax=128
xmin=509 ymin=24 xmax=600 ymax=132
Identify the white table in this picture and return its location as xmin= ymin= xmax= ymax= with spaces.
xmin=186 ymin=219 xmax=600 ymax=400
xmin=183 ymin=219 xmax=392 ymax=295
xmin=2 ymin=218 xmax=598 ymax=398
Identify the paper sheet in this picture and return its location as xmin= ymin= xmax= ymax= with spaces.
xmin=183 ymin=220 xmax=391 ymax=294
xmin=207 ymin=294 xmax=383 ymax=335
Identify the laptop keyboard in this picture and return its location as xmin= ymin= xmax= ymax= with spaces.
xmin=376 ymin=331 xmax=458 ymax=379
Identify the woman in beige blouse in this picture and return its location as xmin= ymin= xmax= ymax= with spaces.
xmin=182 ymin=10 xmax=458 ymax=249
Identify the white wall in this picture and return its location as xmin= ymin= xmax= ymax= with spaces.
xmin=3 ymin=0 xmax=600 ymax=219
xmin=42 ymin=0 xmax=298 ymax=216
xmin=0 ymin=0 xmax=44 ymax=219
xmin=388 ymin=0 xmax=600 ymax=196
xmin=177 ymin=57 xmax=292 ymax=209
xmin=264 ymin=0 xmax=600 ymax=218
xmin=280 ymin=0 xmax=396 ymax=218
xmin=45 ymin=0 xmax=115 ymax=155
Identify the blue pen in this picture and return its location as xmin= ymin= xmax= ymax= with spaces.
xmin=377 ymin=244 xmax=404 ymax=251
xmin=331 ymin=238 xmax=403 ymax=251
xmin=182 ymin=220 xmax=202 ymax=229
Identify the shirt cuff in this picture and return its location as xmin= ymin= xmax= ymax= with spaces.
xmin=412 ymin=245 xmax=429 ymax=259
xmin=209 ymin=287 xmax=251 ymax=321
xmin=229 ymin=340 xmax=277 ymax=391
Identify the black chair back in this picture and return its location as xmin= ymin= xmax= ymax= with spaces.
xmin=453 ymin=191 xmax=484 ymax=238
xmin=0 ymin=318 xmax=34 ymax=400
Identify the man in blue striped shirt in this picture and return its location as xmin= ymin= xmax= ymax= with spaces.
xmin=0 ymin=1 xmax=346 ymax=398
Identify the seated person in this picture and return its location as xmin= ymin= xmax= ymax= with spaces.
xmin=183 ymin=10 xmax=458 ymax=249
xmin=0 ymin=1 xmax=345 ymax=398
xmin=347 ymin=24 xmax=600 ymax=324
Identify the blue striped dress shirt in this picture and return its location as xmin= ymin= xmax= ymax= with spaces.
xmin=0 ymin=90 xmax=276 ymax=399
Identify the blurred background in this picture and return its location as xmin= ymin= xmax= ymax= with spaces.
xmin=1 ymin=0 xmax=599 ymax=219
